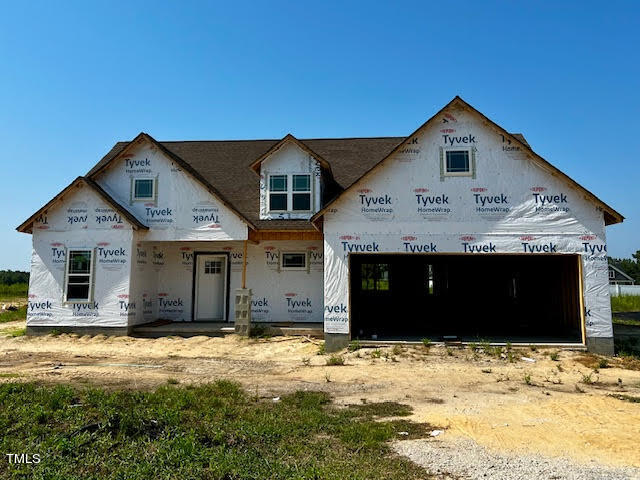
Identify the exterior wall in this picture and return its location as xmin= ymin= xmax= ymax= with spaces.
xmin=127 ymin=239 xmax=324 ymax=324
xmin=322 ymin=105 xmax=612 ymax=346
xmin=94 ymin=141 xmax=248 ymax=241
xmin=259 ymin=141 xmax=322 ymax=220
xmin=27 ymin=184 xmax=134 ymax=328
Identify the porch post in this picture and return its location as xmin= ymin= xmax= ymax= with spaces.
xmin=242 ymin=240 xmax=248 ymax=289
xmin=235 ymin=240 xmax=252 ymax=336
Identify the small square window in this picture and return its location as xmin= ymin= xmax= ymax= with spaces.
xmin=292 ymin=175 xmax=310 ymax=192
xmin=134 ymin=179 xmax=154 ymax=200
xmin=361 ymin=263 xmax=389 ymax=291
xmin=269 ymin=175 xmax=287 ymax=192
xmin=269 ymin=193 xmax=288 ymax=211
xmin=281 ymin=252 xmax=307 ymax=270
xmin=292 ymin=193 xmax=311 ymax=211
xmin=445 ymin=150 xmax=470 ymax=174
xmin=204 ymin=260 xmax=222 ymax=274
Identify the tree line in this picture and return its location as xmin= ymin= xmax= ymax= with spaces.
xmin=0 ymin=270 xmax=29 ymax=285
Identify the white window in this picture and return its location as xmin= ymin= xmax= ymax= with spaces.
xmin=292 ymin=174 xmax=311 ymax=211
xmin=269 ymin=175 xmax=288 ymax=211
xmin=133 ymin=178 xmax=155 ymax=201
xmin=281 ymin=252 xmax=307 ymax=270
xmin=609 ymin=268 xmax=615 ymax=280
xmin=267 ymin=174 xmax=312 ymax=212
xmin=204 ymin=260 xmax=222 ymax=274
xmin=442 ymin=147 xmax=474 ymax=177
xmin=65 ymin=250 xmax=94 ymax=302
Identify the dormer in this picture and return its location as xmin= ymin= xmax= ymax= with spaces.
xmin=251 ymin=134 xmax=331 ymax=220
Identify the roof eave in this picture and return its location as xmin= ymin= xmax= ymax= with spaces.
xmin=16 ymin=177 xmax=148 ymax=234
xmin=87 ymin=132 xmax=258 ymax=231
xmin=312 ymin=96 xmax=624 ymax=227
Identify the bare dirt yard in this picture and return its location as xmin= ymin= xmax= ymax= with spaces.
xmin=1 ymin=319 xmax=640 ymax=478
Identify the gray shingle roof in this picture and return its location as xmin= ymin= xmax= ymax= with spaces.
xmin=88 ymin=137 xmax=406 ymax=229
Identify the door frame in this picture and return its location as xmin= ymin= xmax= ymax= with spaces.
xmin=191 ymin=251 xmax=231 ymax=322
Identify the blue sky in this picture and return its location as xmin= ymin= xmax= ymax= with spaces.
xmin=1 ymin=1 xmax=638 ymax=270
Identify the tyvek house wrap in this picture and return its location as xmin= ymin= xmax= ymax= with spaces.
xmin=94 ymin=141 xmax=248 ymax=242
xmin=128 ymin=239 xmax=323 ymax=325
xmin=323 ymin=107 xmax=612 ymax=339
xmin=28 ymin=184 xmax=134 ymax=327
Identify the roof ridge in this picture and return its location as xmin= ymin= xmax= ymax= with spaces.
xmin=118 ymin=136 xmax=408 ymax=144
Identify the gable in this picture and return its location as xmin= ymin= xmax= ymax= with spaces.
xmin=89 ymin=137 xmax=404 ymax=229
xmin=313 ymin=97 xmax=623 ymax=227
xmin=320 ymin=104 xmax=609 ymax=236
xmin=93 ymin=139 xmax=250 ymax=241
xmin=258 ymin=139 xmax=323 ymax=220
xmin=17 ymin=177 xmax=146 ymax=234
xmin=26 ymin=179 xmax=138 ymax=233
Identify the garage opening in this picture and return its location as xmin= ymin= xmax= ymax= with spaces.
xmin=349 ymin=254 xmax=583 ymax=343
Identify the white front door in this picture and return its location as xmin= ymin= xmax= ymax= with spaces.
xmin=194 ymin=254 xmax=227 ymax=321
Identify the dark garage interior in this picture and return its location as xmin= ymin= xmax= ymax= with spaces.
xmin=349 ymin=254 xmax=583 ymax=343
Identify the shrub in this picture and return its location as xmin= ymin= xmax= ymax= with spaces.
xmin=326 ymin=355 xmax=345 ymax=366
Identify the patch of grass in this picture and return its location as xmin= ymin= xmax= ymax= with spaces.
xmin=391 ymin=345 xmax=403 ymax=356
xmin=0 ymin=283 xmax=28 ymax=300
xmin=611 ymin=294 xmax=640 ymax=313
xmin=166 ymin=378 xmax=179 ymax=385
xmin=0 ymin=305 xmax=26 ymax=324
xmin=609 ymin=393 xmax=640 ymax=403
xmin=613 ymin=316 xmax=640 ymax=326
xmin=529 ymin=345 xmax=538 ymax=352
xmin=523 ymin=373 xmax=532 ymax=385
xmin=348 ymin=340 xmax=362 ymax=352
xmin=578 ymin=352 xmax=640 ymax=371
xmin=316 ymin=342 xmax=326 ymax=355
xmin=446 ymin=347 xmax=454 ymax=356
xmin=349 ymin=401 xmax=413 ymax=418
xmin=549 ymin=352 xmax=559 ymax=361
xmin=5 ymin=327 xmax=26 ymax=337
xmin=248 ymin=324 xmax=269 ymax=338
xmin=0 ymin=382 xmax=432 ymax=479
xmin=581 ymin=373 xmax=596 ymax=384
xmin=421 ymin=338 xmax=432 ymax=349
xmin=0 ymin=373 xmax=20 ymax=378
xmin=326 ymin=355 xmax=345 ymax=366
xmin=371 ymin=349 xmax=382 ymax=358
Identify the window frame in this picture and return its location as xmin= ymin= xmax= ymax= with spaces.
xmin=360 ymin=263 xmax=390 ymax=292
xmin=291 ymin=174 xmax=312 ymax=212
xmin=443 ymin=147 xmax=474 ymax=177
xmin=132 ymin=177 xmax=156 ymax=202
xmin=268 ymin=174 xmax=289 ymax=212
xmin=266 ymin=173 xmax=313 ymax=213
xmin=204 ymin=260 xmax=222 ymax=274
xmin=280 ymin=251 xmax=308 ymax=271
xmin=63 ymin=248 xmax=95 ymax=303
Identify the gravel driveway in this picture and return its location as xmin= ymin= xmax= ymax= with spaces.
xmin=394 ymin=437 xmax=640 ymax=480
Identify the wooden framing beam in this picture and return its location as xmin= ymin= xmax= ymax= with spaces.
xmin=242 ymin=240 xmax=248 ymax=289
xmin=248 ymin=230 xmax=323 ymax=242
